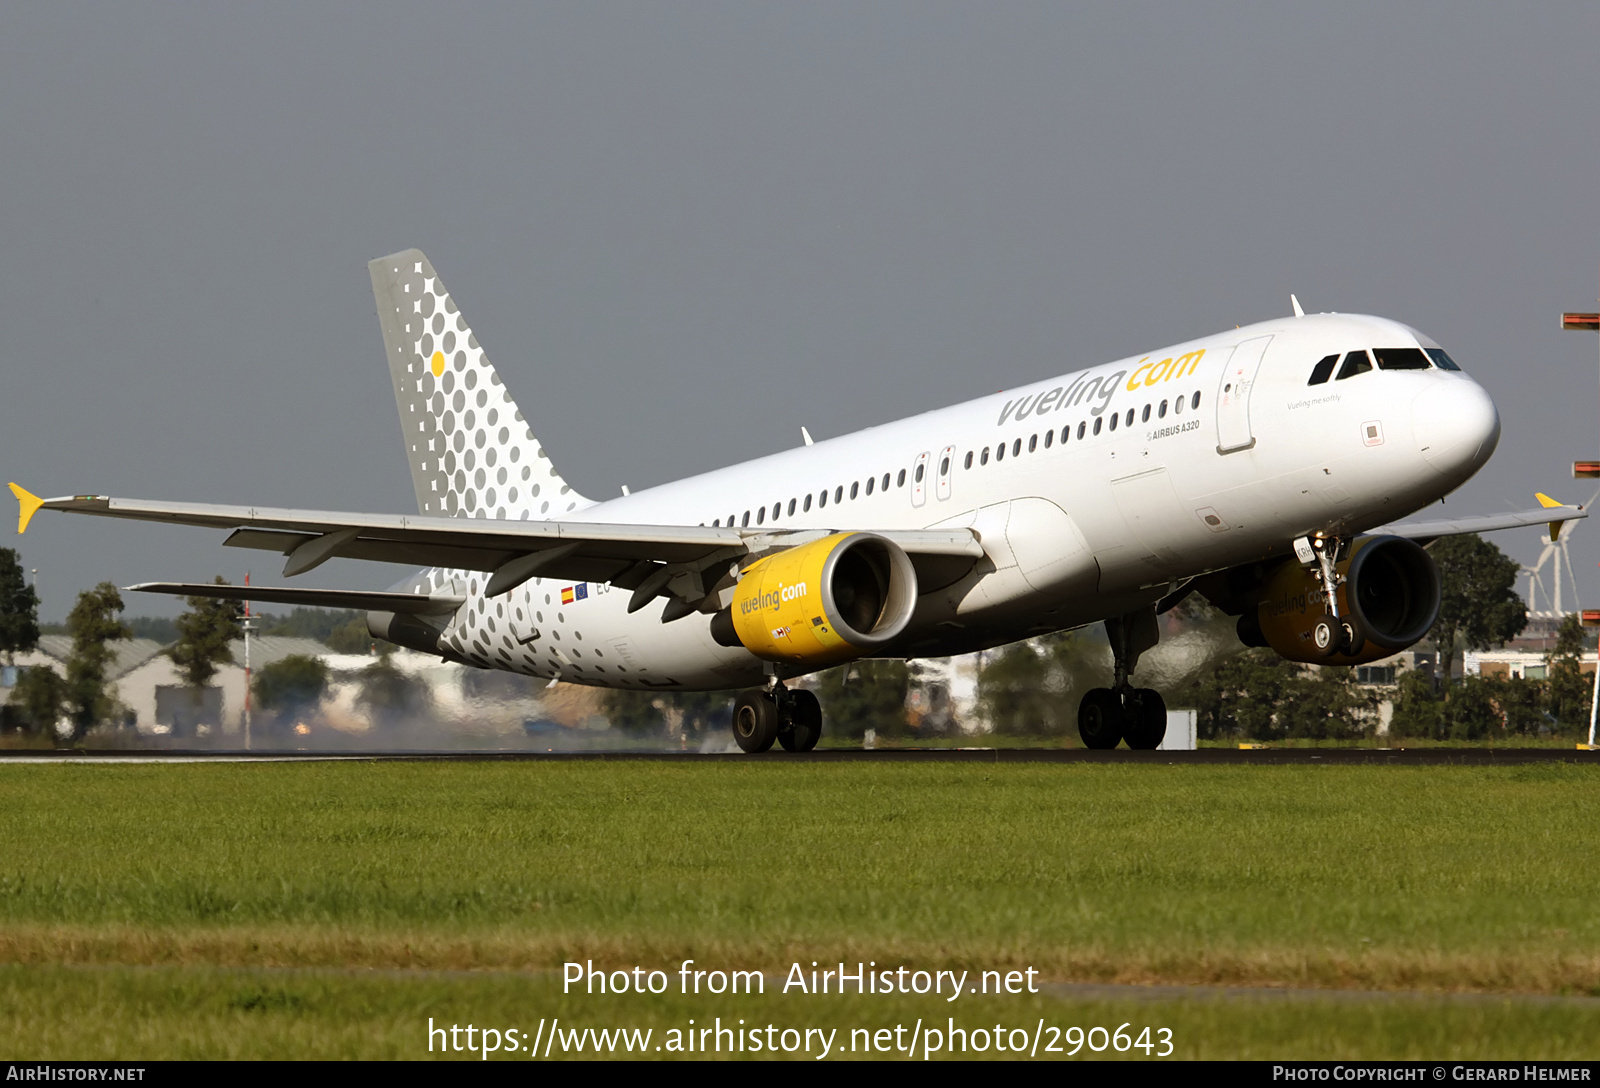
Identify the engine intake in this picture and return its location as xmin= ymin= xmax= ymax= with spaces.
xmin=1253 ymin=534 xmax=1440 ymax=664
xmin=712 ymin=532 xmax=918 ymax=667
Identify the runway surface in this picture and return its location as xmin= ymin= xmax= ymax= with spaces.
xmin=0 ymin=747 xmax=1594 ymax=764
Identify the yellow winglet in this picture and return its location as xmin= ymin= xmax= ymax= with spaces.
xmin=7 ymin=483 xmax=44 ymax=535
xmin=1536 ymin=492 xmax=1568 ymax=541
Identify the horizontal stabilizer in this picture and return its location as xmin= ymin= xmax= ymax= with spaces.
xmin=127 ymin=582 xmax=464 ymax=615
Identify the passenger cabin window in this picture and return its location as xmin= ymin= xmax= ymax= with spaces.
xmin=742 ymin=511 xmax=750 ymax=527
xmin=1012 ymin=438 xmax=1021 ymax=456
xmin=897 ymin=469 xmax=906 ymax=487
xmin=941 ymin=454 xmax=951 ymax=473
xmin=1043 ymin=430 xmax=1053 ymax=448
xmin=1141 ymin=405 xmax=1151 ymax=423
xmin=882 ymin=473 xmax=890 ymax=490
xmin=913 ymin=465 xmax=924 ymax=483
xmin=834 ymin=486 xmax=844 ymax=503
xmin=1078 ymin=421 xmax=1087 ymax=439
xmin=818 ymin=490 xmax=827 ymax=508
xmin=1336 ymin=351 xmax=1373 ymax=380
xmin=1191 ymin=391 xmax=1201 ymax=409
xmin=756 ymin=507 xmax=765 ymax=525
xmin=849 ymin=482 xmax=858 ymax=499
xmin=1158 ymin=400 xmax=1168 ymax=418
xmin=1125 ymin=408 xmax=1135 ymax=427
xmin=1026 ymin=436 xmax=1036 ymax=453
xmin=804 ymin=494 xmax=812 ymax=512
xmin=1425 ymin=348 xmax=1462 ymax=371
xmin=1374 ymin=348 xmax=1431 ymax=371
xmin=965 ymin=450 xmax=974 ymax=468
xmin=773 ymin=502 xmax=781 ymax=520
xmin=1307 ymin=354 xmax=1340 ymax=385
xmin=1093 ymin=417 xmax=1103 ymax=435
xmin=788 ymin=499 xmax=797 ymax=516
xmin=865 ymin=476 xmax=874 ymax=495
xmin=1109 ymin=412 xmax=1119 ymax=431
xmin=1063 ymin=425 xmax=1072 ymax=443
xmin=995 ymin=443 xmax=1005 ymax=462
xmin=980 ymin=447 xmax=990 ymax=465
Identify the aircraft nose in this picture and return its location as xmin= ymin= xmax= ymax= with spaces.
xmin=1411 ymin=379 xmax=1500 ymax=480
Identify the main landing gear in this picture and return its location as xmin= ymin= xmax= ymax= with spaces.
xmin=1301 ymin=534 xmax=1365 ymax=659
xmin=731 ymin=681 xmax=822 ymax=753
xmin=1078 ymin=606 xmax=1168 ymax=750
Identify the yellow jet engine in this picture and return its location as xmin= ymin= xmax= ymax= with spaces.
xmin=711 ymin=532 xmax=918 ymax=668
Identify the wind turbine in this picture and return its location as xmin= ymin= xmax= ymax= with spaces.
xmin=1522 ymin=483 xmax=1600 ymax=617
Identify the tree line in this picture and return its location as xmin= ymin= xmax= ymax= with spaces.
xmin=0 ymin=550 xmax=416 ymax=741
xmin=5 ymin=531 xmax=1582 ymax=744
xmin=605 ymin=533 xmax=1577 ymax=744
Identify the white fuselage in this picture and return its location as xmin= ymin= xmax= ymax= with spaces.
xmin=422 ymin=312 xmax=1499 ymax=691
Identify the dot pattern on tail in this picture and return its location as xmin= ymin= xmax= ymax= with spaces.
xmin=370 ymin=249 xmax=591 ymax=521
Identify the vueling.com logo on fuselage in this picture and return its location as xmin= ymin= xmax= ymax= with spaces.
xmin=741 ymin=582 xmax=809 ymax=615
xmin=994 ymin=348 xmax=1205 ymax=427
xmin=1127 ymin=349 xmax=1205 ymax=391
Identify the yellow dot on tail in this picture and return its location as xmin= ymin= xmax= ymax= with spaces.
xmin=430 ymin=351 xmax=446 ymax=377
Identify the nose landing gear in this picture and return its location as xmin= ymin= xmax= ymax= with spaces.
xmin=1302 ymin=534 xmax=1364 ymax=658
xmin=1077 ymin=606 xmax=1169 ymax=750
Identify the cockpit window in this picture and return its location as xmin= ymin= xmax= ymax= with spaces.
xmin=1374 ymin=347 xmax=1431 ymax=371
xmin=1424 ymin=347 xmax=1462 ymax=372
xmin=1335 ymin=350 xmax=1373 ymax=380
xmin=1307 ymin=354 xmax=1339 ymax=385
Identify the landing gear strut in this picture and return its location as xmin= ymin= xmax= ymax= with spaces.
xmin=1301 ymin=534 xmax=1364 ymax=658
xmin=732 ymin=679 xmax=822 ymax=754
xmin=1078 ymin=606 xmax=1168 ymax=750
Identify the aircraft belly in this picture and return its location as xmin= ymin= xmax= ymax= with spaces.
xmin=926 ymin=498 xmax=1098 ymax=617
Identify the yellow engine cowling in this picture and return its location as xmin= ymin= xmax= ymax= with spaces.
xmin=1253 ymin=534 xmax=1441 ymax=665
xmin=723 ymin=532 xmax=918 ymax=667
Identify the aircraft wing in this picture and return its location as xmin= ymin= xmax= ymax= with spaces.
xmin=1371 ymin=497 xmax=1585 ymax=545
xmin=11 ymin=487 xmax=983 ymax=609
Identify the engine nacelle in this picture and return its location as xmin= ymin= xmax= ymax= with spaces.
xmin=712 ymin=532 xmax=918 ymax=667
xmin=1248 ymin=534 xmax=1441 ymax=665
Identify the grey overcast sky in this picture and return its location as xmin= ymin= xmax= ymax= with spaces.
xmin=2 ymin=3 xmax=1599 ymax=620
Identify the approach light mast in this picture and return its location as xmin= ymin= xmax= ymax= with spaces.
xmin=1563 ymin=272 xmax=1600 ymax=748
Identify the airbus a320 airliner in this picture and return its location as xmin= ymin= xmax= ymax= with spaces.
xmin=10 ymin=251 xmax=1581 ymax=751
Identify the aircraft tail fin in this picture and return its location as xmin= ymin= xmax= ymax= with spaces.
xmin=369 ymin=249 xmax=592 ymax=520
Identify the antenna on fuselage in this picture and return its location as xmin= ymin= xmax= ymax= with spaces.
xmin=1290 ymin=294 xmax=1305 ymax=318
xmin=801 ymin=427 xmax=815 ymax=446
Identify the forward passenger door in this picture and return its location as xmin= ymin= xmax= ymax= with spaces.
xmin=1215 ymin=335 xmax=1273 ymax=454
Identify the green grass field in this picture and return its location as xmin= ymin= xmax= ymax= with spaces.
xmin=1 ymin=760 xmax=1597 ymax=1059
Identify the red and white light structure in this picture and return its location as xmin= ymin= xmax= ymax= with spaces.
xmin=1566 ymin=272 xmax=1600 ymax=747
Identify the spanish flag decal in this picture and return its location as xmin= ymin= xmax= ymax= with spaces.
xmin=561 ymin=585 xmax=588 ymax=605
